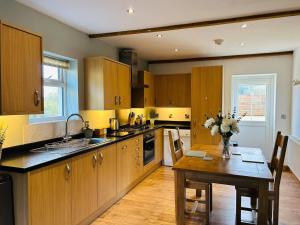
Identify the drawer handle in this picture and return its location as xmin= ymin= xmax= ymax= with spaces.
xmin=122 ymin=145 xmax=127 ymax=150
xmin=119 ymin=96 xmax=121 ymax=105
xmin=98 ymin=152 xmax=104 ymax=165
xmin=92 ymin=154 xmax=98 ymax=167
xmin=65 ymin=163 xmax=71 ymax=179
xmin=33 ymin=89 xmax=41 ymax=106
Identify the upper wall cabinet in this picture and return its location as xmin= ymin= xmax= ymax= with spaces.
xmin=132 ymin=71 xmax=155 ymax=108
xmin=84 ymin=57 xmax=131 ymax=110
xmin=155 ymin=73 xmax=191 ymax=107
xmin=0 ymin=22 xmax=43 ymax=115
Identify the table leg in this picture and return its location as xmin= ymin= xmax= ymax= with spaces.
xmin=257 ymin=181 xmax=269 ymax=225
xmin=175 ymin=170 xmax=185 ymax=225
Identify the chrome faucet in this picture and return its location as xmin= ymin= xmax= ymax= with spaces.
xmin=64 ymin=113 xmax=85 ymax=141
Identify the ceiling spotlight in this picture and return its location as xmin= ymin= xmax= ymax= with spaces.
xmin=240 ymin=42 xmax=245 ymax=46
xmin=156 ymin=34 xmax=163 ymax=38
xmin=127 ymin=7 xmax=135 ymax=14
xmin=214 ymin=39 xmax=224 ymax=45
xmin=174 ymin=48 xmax=179 ymax=52
xmin=241 ymin=23 xmax=248 ymax=29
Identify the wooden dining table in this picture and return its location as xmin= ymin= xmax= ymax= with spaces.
xmin=172 ymin=145 xmax=273 ymax=225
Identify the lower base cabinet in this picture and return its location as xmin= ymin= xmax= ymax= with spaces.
xmin=71 ymin=151 xmax=98 ymax=225
xmin=29 ymin=160 xmax=72 ymax=225
xmin=25 ymin=133 xmax=161 ymax=225
xmin=98 ymin=144 xmax=117 ymax=208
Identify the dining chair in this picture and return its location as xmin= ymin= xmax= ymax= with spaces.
xmin=169 ymin=128 xmax=211 ymax=224
xmin=235 ymin=131 xmax=289 ymax=225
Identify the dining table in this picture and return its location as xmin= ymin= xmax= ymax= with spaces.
xmin=172 ymin=144 xmax=273 ymax=225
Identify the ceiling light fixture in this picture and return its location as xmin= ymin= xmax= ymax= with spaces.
xmin=214 ymin=39 xmax=224 ymax=45
xmin=156 ymin=34 xmax=163 ymax=38
xmin=127 ymin=7 xmax=135 ymax=14
xmin=174 ymin=48 xmax=179 ymax=52
xmin=240 ymin=42 xmax=245 ymax=46
xmin=241 ymin=23 xmax=248 ymax=29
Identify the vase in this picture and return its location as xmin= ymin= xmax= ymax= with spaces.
xmin=221 ymin=135 xmax=231 ymax=159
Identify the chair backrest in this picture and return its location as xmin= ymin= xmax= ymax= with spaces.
xmin=269 ymin=131 xmax=289 ymax=192
xmin=168 ymin=128 xmax=184 ymax=164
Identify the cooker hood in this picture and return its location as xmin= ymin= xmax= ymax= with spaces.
xmin=119 ymin=48 xmax=140 ymax=88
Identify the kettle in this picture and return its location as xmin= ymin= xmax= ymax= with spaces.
xmin=109 ymin=118 xmax=119 ymax=131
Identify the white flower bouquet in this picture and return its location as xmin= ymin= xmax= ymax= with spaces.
xmin=204 ymin=112 xmax=245 ymax=158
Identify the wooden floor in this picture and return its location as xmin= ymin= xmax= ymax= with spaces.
xmin=92 ymin=166 xmax=300 ymax=225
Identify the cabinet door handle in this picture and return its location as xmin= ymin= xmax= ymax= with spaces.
xmin=193 ymin=131 xmax=197 ymax=137
xmin=136 ymin=139 xmax=140 ymax=144
xmin=122 ymin=145 xmax=127 ymax=150
xmin=98 ymin=152 xmax=104 ymax=165
xmin=92 ymin=154 xmax=98 ymax=167
xmin=193 ymin=119 xmax=197 ymax=126
xmin=118 ymin=96 xmax=121 ymax=105
xmin=115 ymin=96 xmax=118 ymax=106
xmin=65 ymin=163 xmax=71 ymax=179
xmin=33 ymin=89 xmax=41 ymax=106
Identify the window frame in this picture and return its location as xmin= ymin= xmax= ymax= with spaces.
xmin=29 ymin=65 xmax=67 ymax=124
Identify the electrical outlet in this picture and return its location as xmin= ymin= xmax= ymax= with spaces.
xmin=185 ymin=114 xmax=190 ymax=119
xmin=281 ymin=114 xmax=287 ymax=120
xmin=169 ymin=114 xmax=173 ymax=119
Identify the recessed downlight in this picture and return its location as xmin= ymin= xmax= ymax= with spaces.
xmin=127 ymin=7 xmax=135 ymax=14
xmin=174 ymin=48 xmax=179 ymax=52
xmin=156 ymin=34 xmax=163 ymax=38
xmin=241 ymin=23 xmax=248 ymax=29
xmin=240 ymin=42 xmax=245 ymax=46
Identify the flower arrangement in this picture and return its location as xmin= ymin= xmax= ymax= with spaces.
xmin=204 ymin=112 xmax=245 ymax=158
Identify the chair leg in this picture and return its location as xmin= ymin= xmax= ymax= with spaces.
xmin=236 ymin=190 xmax=241 ymax=225
xmin=268 ymin=200 xmax=273 ymax=224
xmin=196 ymin=189 xmax=202 ymax=198
xmin=210 ymin=184 xmax=213 ymax=211
xmin=273 ymin=196 xmax=279 ymax=225
xmin=205 ymin=186 xmax=210 ymax=225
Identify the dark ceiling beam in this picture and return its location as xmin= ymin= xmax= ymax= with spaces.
xmin=148 ymin=51 xmax=293 ymax=64
xmin=89 ymin=9 xmax=300 ymax=38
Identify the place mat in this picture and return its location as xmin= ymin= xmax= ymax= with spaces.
xmin=185 ymin=150 xmax=206 ymax=158
xmin=242 ymin=153 xmax=265 ymax=163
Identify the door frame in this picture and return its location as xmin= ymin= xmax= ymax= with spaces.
xmin=231 ymin=74 xmax=277 ymax=154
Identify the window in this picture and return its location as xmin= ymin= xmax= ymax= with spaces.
xmin=30 ymin=54 xmax=78 ymax=123
xmin=237 ymin=84 xmax=267 ymax=121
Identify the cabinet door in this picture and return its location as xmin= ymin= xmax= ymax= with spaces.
xmin=1 ymin=23 xmax=42 ymax=114
xmin=71 ymin=151 xmax=98 ymax=225
xmin=117 ymin=63 xmax=131 ymax=108
xmin=117 ymin=139 xmax=132 ymax=193
xmin=98 ymin=144 xmax=117 ymax=208
xmin=155 ymin=128 xmax=163 ymax=164
xmin=29 ymin=161 xmax=72 ymax=225
xmin=144 ymin=71 xmax=155 ymax=107
xmin=173 ymin=74 xmax=191 ymax=107
xmin=103 ymin=59 xmax=118 ymax=110
xmin=191 ymin=66 xmax=222 ymax=146
xmin=155 ymin=75 xmax=169 ymax=107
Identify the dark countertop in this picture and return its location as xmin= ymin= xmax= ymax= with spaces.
xmin=0 ymin=121 xmax=191 ymax=173
xmin=0 ymin=126 xmax=162 ymax=173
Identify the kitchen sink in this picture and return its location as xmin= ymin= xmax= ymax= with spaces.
xmin=30 ymin=138 xmax=113 ymax=155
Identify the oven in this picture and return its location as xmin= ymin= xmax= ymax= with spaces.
xmin=143 ymin=131 xmax=155 ymax=165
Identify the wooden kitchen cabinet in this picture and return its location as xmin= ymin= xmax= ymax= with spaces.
xmin=155 ymin=128 xmax=163 ymax=164
xmin=97 ymin=144 xmax=117 ymax=209
xmin=191 ymin=66 xmax=222 ymax=146
xmin=117 ymin=135 xmax=143 ymax=193
xmin=85 ymin=57 xmax=131 ymax=110
xmin=0 ymin=22 xmax=43 ymax=115
xmin=28 ymin=160 xmax=72 ymax=225
xmin=71 ymin=151 xmax=98 ymax=225
xmin=132 ymin=71 xmax=155 ymax=107
xmin=155 ymin=73 xmax=191 ymax=107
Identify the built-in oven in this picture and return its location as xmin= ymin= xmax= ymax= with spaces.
xmin=143 ymin=131 xmax=155 ymax=165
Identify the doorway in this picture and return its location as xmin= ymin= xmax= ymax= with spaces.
xmin=231 ymin=74 xmax=276 ymax=160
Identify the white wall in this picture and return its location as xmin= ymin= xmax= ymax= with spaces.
xmin=288 ymin=48 xmax=300 ymax=180
xmin=150 ymin=55 xmax=293 ymax=159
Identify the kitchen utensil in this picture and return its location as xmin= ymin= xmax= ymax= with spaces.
xmin=109 ymin=118 xmax=119 ymax=131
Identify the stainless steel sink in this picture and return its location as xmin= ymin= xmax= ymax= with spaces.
xmin=30 ymin=138 xmax=112 ymax=155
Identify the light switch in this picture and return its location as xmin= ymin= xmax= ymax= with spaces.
xmin=281 ymin=114 xmax=287 ymax=120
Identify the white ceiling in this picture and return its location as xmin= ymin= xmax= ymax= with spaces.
xmin=16 ymin=0 xmax=300 ymax=60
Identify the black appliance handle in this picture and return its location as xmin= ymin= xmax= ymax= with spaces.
xmin=144 ymin=138 xmax=155 ymax=144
